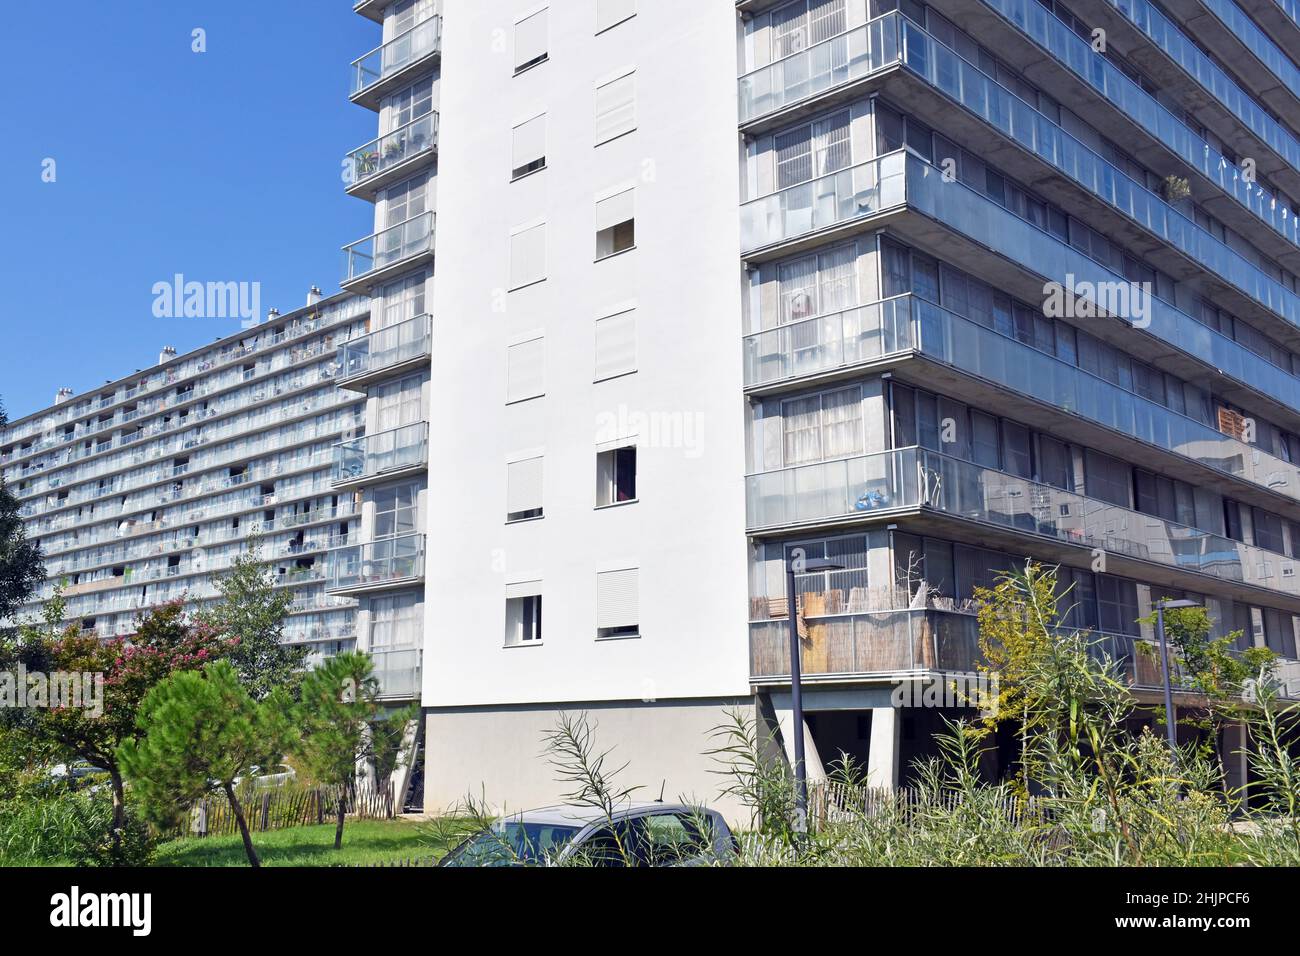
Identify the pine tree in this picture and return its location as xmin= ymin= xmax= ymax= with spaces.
xmin=295 ymin=652 xmax=415 ymax=849
xmin=119 ymin=660 xmax=293 ymax=867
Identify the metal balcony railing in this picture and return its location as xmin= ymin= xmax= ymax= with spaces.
xmin=345 ymin=112 xmax=439 ymax=191
xmin=337 ymin=314 xmax=432 ymax=385
xmin=748 ymin=445 xmax=1300 ymax=602
xmin=342 ymin=212 xmax=435 ymax=285
xmin=327 ymin=533 xmax=425 ymax=592
xmin=351 ymin=16 xmax=442 ymax=98
xmin=332 ymin=422 xmax=429 ymax=485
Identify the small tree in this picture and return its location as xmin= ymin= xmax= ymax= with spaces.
xmin=295 ymin=652 xmax=414 ymax=849
xmin=1138 ymin=602 xmax=1275 ymax=796
xmin=0 ymin=599 xmax=233 ymax=858
xmin=194 ymin=538 xmax=304 ymax=700
xmin=119 ymin=660 xmax=292 ymax=867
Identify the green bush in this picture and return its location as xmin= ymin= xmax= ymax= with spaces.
xmin=0 ymin=787 xmax=155 ymax=867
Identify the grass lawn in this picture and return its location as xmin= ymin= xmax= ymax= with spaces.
xmin=154 ymin=818 xmax=452 ymax=867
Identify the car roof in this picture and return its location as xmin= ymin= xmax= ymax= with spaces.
xmin=506 ymin=802 xmax=716 ymax=827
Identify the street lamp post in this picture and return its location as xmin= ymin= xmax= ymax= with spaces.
xmin=1154 ymin=598 xmax=1200 ymax=762
xmin=785 ymin=551 xmax=843 ymax=835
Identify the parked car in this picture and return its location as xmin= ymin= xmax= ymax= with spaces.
xmin=233 ymin=764 xmax=297 ymax=790
xmin=439 ymin=802 xmax=736 ymax=867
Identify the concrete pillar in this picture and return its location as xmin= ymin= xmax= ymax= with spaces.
xmin=867 ymin=706 xmax=901 ymax=791
xmin=774 ymin=707 xmax=827 ymax=784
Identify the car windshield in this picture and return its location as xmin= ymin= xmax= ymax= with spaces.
xmin=444 ymin=821 xmax=583 ymax=866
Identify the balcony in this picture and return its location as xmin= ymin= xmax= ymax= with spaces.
xmin=344 ymin=112 xmax=439 ymax=201
xmin=337 ymin=314 xmax=432 ymax=390
xmin=747 ymin=147 xmax=1300 ymax=447
xmin=326 ymin=533 xmax=425 ymax=595
xmin=747 ymin=606 xmax=1300 ymax=698
xmin=332 ymin=422 xmax=429 ymax=489
xmin=963 ymin=0 xmax=1300 ymax=251
xmin=370 ymin=648 xmax=422 ymax=699
xmin=741 ymin=151 xmax=907 ymax=257
xmin=738 ymin=11 xmax=902 ymax=127
xmin=350 ymin=16 xmax=442 ymax=110
xmin=744 ymin=293 xmax=1300 ymax=513
xmin=341 ymin=212 xmax=435 ymax=292
xmin=1080 ymin=0 xmax=1300 ymax=177
xmin=352 ymin=0 xmax=386 ymax=23
xmin=747 ymin=445 xmax=1300 ymax=608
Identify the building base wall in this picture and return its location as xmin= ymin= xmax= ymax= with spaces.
xmin=423 ymin=697 xmax=755 ymax=825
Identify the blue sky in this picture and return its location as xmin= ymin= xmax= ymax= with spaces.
xmin=0 ymin=1 xmax=378 ymax=421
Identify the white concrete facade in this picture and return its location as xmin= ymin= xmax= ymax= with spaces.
xmin=422 ymin=0 xmax=752 ymax=811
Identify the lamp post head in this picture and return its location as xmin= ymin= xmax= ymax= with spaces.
xmin=1156 ymin=599 xmax=1201 ymax=610
xmin=787 ymin=556 xmax=844 ymax=574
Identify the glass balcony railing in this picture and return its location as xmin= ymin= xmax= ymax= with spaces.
xmin=1197 ymin=0 xmax=1300 ymax=99
xmin=342 ymin=212 xmax=434 ymax=285
xmin=748 ymin=147 xmax=1300 ymax=436
xmin=351 ymin=16 xmax=442 ymax=98
xmin=1280 ymin=0 xmax=1300 ymax=29
xmin=976 ymin=0 xmax=1300 ymax=252
xmin=337 ymin=314 xmax=431 ymax=383
xmin=345 ymin=112 xmax=439 ymax=191
xmin=1092 ymin=0 xmax=1300 ymax=174
xmin=740 ymin=150 xmax=906 ymax=251
xmin=746 ymin=446 xmax=922 ymax=529
xmin=738 ymin=11 xmax=902 ymax=122
xmin=333 ymin=421 xmax=428 ymax=485
xmin=746 ymin=291 xmax=1300 ymax=508
xmin=370 ymin=648 xmax=421 ymax=698
xmin=896 ymin=15 xmax=1300 ymax=330
xmin=748 ymin=445 xmax=1300 ymax=602
xmin=327 ymin=533 xmax=425 ymax=592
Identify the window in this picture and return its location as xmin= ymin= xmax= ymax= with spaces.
xmin=369 ymin=592 xmax=419 ymax=650
xmin=596 ymin=568 xmax=639 ymax=639
xmin=596 ymin=189 xmax=635 ymax=259
xmin=514 ymin=9 xmax=548 ymax=73
xmin=510 ymin=222 xmax=547 ymax=289
xmin=594 ymin=309 xmax=636 ymax=380
xmin=774 ymin=110 xmax=850 ymax=189
xmin=1084 ymin=449 xmax=1131 ymax=509
xmin=595 ymin=71 xmax=636 ymax=144
xmin=506 ymin=337 xmax=545 ymax=404
xmin=373 ymin=482 xmax=420 ymax=539
xmin=381 ymin=273 xmax=426 ymax=327
xmin=512 ymin=114 xmax=546 ymax=179
xmin=505 ymin=583 xmax=543 ymax=645
xmin=383 ymin=172 xmax=430 ymax=228
xmin=771 ymin=0 xmax=847 ymax=57
xmin=597 ymin=0 xmax=636 ymax=32
xmin=596 ymin=444 xmax=637 ymax=506
xmin=782 ymin=387 xmax=863 ymax=465
xmin=375 ymin=373 xmax=424 ymax=430
xmin=507 ymin=456 xmax=544 ymax=522
xmin=777 ymin=244 xmax=857 ymax=324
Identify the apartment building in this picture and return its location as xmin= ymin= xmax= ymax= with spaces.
xmin=334 ymin=0 xmax=438 ymax=730
xmin=2 ymin=291 xmax=369 ymax=668
xmin=416 ymin=0 xmax=1300 ymax=811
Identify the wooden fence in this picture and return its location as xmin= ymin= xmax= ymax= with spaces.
xmin=341 ymin=855 xmax=442 ymax=868
xmin=170 ymin=783 xmax=396 ymax=840
xmin=808 ymin=780 xmax=1039 ymax=828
